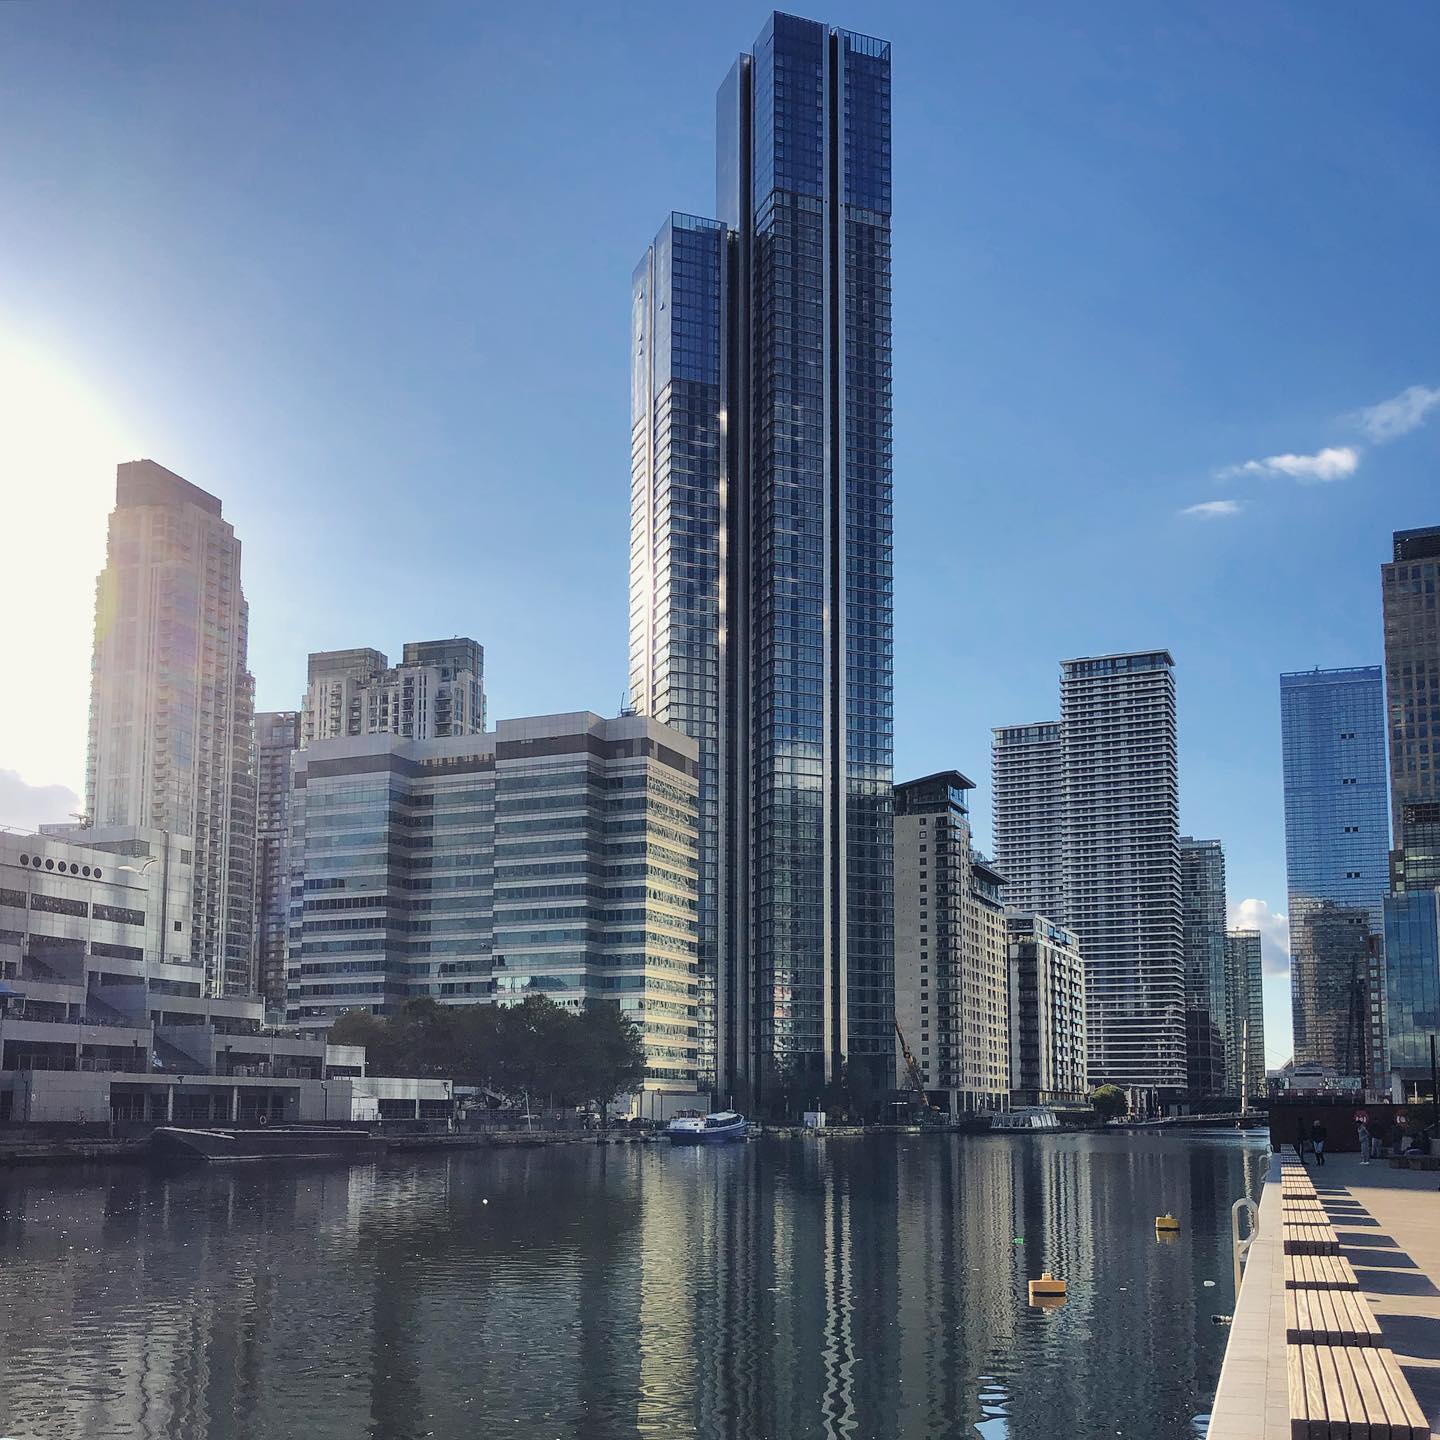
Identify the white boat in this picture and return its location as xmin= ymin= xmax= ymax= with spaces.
xmin=989 ymin=1107 xmax=1061 ymax=1132
xmin=667 ymin=1110 xmax=749 ymax=1144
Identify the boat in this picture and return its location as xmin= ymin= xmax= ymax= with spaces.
xmin=150 ymin=1125 xmax=384 ymax=1162
xmin=989 ymin=1107 xmax=1061 ymax=1133
xmin=667 ymin=1110 xmax=749 ymax=1144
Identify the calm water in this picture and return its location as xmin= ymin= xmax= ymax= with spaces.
xmin=0 ymin=1132 xmax=1265 ymax=1440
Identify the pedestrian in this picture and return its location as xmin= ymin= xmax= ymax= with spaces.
xmin=1311 ymin=1119 xmax=1327 ymax=1167
xmin=1357 ymin=1118 xmax=1370 ymax=1165
xmin=1295 ymin=1114 xmax=1308 ymax=1164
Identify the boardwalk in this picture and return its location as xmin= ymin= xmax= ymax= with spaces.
xmin=1210 ymin=1151 xmax=1440 ymax=1438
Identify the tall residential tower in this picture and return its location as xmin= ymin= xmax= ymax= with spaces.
xmin=1180 ymin=837 xmax=1228 ymax=1097
xmin=85 ymin=460 xmax=256 ymax=997
xmin=629 ymin=13 xmax=894 ymax=1106
xmin=1061 ymin=651 xmax=1184 ymax=1093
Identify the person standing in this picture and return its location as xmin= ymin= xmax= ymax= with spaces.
xmin=1357 ymin=1117 xmax=1370 ymax=1165
xmin=1311 ymin=1119 xmax=1328 ymax=1167
xmin=1295 ymin=1114 xmax=1309 ymax=1163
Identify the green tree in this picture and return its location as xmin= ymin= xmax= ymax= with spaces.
xmin=1091 ymin=1083 xmax=1129 ymax=1122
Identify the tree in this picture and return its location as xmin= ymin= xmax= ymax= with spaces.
xmin=1091 ymin=1083 xmax=1129 ymax=1122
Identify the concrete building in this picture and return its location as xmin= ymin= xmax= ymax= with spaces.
xmin=1279 ymin=666 xmax=1390 ymax=1077
xmin=1060 ymin=651 xmax=1185 ymax=1094
xmin=990 ymin=722 xmax=1066 ymax=924
xmin=1006 ymin=913 xmax=1088 ymax=1106
xmin=1222 ymin=929 xmax=1266 ymax=1103
xmin=628 ymin=15 xmax=895 ymax=1108
xmin=0 ymin=826 xmax=360 ymax=1124
xmin=893 ymin=773 xmax=1009 ymax=1115
xmin=287 ymin=712 xmax=701 ymax=1117
xmin=254 ymin=710 xmax=298 ymax=1012
xmin=1180 ymin=837 xmax=1229 ymax=1098
xmin=300 ymin=638 xmax=486 ymax=747
xmin=84 ymin=460 xmax=256 ymax=997
xmin=1382 ymin=526 xmax=1440 ymax=851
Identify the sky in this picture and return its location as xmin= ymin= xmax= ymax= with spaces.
xmin=1 ymin=2 xmax=1437 ymax=1068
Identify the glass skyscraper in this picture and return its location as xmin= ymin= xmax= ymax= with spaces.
xmin=630 ymin=13 xmax=894 ymax=1105
xmin=1279 ymin=667 xmax=1390 ymax=1075
xmin=1383 ymin=889 xmax=1439 ymax=1096
xmin=1180 ymin=837 xmax=1228 ymax=1097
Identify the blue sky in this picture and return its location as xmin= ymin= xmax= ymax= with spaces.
xmin=1 ymin=2 xmax=1437 ymax=1065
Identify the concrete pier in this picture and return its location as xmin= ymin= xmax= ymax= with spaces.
xmin=1209 ymin=1151 xmax=1440 ymax=1438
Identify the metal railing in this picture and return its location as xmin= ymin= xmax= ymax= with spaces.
xmin=1231 ymin=1195 xmax=1259 ymax=1301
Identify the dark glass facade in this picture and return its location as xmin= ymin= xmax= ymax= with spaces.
xmin=1180 ymin=837 xmax=1227 ymax=1098
xmin=1382 ymin=526 xmax=1440 ymax=850
xmin=1383 ymin=889 xmax=1440 ymax=1095
xmin=630 ymin=13 xmax=894 ymax=1105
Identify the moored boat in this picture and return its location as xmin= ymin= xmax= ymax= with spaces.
xmin=150 ymin=1125 xmax=384 ymax=1162
xmin=667 ymin=1110 xmax=749 ymax=1144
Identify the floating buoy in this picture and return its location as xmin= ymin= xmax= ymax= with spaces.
xmin=1155 ymin=1213 xmax=1180 ymax=1232
xmin=1028 ymin=1272 xmax=1067 ymax=1302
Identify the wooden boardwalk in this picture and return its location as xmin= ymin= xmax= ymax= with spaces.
xmin=1209 ymin=1152 xmax=1440 ymax=1438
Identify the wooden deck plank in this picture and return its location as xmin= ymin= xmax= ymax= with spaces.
xmin=1372 ymin=1348 xmax=1428 ymax=1438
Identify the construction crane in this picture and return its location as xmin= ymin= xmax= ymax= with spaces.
xmin=895 ymin=1020 xmax=943 ymax=1123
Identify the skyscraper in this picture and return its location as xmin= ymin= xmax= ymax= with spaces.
xmin=1180 ymin=837 xmax=1228 ymax=1098
xmin=1381 ymin=526 xmax=1440 ymax=850
xmin=1279 ymin=667 xmax=1390 ymax=1075
xmin=1060 ymin=651 xmax=1184 ymax=1093
xmin=1382 ymin=888 xmax=1440 ymax=1096
xmin=254 ymin=710 xmax=298 ymax=1010
xmin=629 ymin=13 xmax=894 ymax=1106
xmin=991 ymin=722 xmax=1066 ymax=923
xmin=300 ymin=639 xmax=485 ymax=747
xmin=1222 ymin=929 xmax=1265 ymax=1102
xmin=86 ymin=460 xmax=256 ymax=997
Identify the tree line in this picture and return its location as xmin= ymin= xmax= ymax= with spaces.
xmin=329 ymin=995 xmax=647 ymax=1112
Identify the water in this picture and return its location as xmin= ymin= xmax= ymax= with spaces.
xmin=0 ymin=1131 xmax=1266 ymax=1440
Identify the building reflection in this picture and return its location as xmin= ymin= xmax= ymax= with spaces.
xmin=0 ymin=1137 xmax=1258 ymax=1439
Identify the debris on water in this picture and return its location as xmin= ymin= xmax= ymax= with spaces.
xmin=1203 ymin=1279 xmax=1215 ymax=1287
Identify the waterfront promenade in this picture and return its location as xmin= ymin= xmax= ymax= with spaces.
xmin=1210 ymin=1151 xmax=1440 ymax=1438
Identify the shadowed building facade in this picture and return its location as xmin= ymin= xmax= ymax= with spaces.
xmin=629 ymin=13 xmax=894 ymax=1108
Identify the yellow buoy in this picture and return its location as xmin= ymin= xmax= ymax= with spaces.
xmin=1155 ymin=1213 xmax=1180 ymax=1232
xmin=1028 ymin=1271 xmax=1067 ymax=1302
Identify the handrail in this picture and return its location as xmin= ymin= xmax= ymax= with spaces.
xmin=1231 ymin=1196 xmax=1259 ymax=1301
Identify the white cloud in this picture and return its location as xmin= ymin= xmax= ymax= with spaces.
xmin=1229 ymin=898 xmax=1290 ymax=978
xmin=0 ymin=770 xmax=82 ymax=832
xmin=1222 ymin=446 xmax=1360 ymax=484
xmin=1179 ymin=499 xmax=1241 ymax=519
xmin=1356 ymin=383 xmax=1440 ymax=443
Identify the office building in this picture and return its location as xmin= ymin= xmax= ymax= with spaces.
xmin=1382 ymin=889 xmax=1439 ymax=1097
xmin=893 ymin=773 xmax=1009 ymax=1114
xmin=0 ymin=827 xmax=364 ymax=1124
xmin=1393 ymin=802 xmax=1440 ymax=892
xmin=628 ymin=13 xmax=894 ymax=1106
xmin=1006 ymin=913 xmax=1087 ymax=1106
xmin=1289 ymin=902 xmax=1387 ymax=1089
xmin=1222 ymin=929 xmax=1265 ymax=1103
xmin=1180 ymin=838 xmax=1229 ymax=1098
xmin=254 ymin=711 xmax=298 ymax=1010
xmin=85 ymin=460 xmax=256 ymax=997
xmin=1279 ymin=667 xmax=1390 ymax=1074
xmin=1060 ymin=651 xmax=1185 ymax=1093
xmin=300 ymin=638 xmax=485 ymax=747
xmin=1382 ymin=526 xmax=1440 ymax=850
xmin=990 ymin=722 xmax=1066 ymax=923
xmin=287 ymin=712 xmax=701 ymax=1116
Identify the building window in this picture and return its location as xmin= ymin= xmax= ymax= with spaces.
xmin=30 ymin=892 xmax=88 ymax=919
